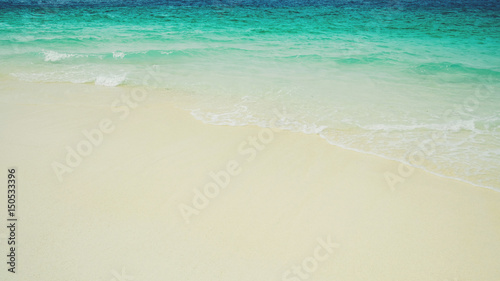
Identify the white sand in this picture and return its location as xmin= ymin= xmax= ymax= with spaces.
xmin=0 ymin=80 xmax=499 ymax=281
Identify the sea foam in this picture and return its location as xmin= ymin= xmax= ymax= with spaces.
xmin=95 ymin=74 xmax=126 ymax=87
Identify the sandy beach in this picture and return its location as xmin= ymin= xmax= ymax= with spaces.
xmin=0 ymin=80 xmax=499 ymax=281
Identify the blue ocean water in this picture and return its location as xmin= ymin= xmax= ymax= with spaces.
xmin=0 ymin=0 xmax=499 ymax=189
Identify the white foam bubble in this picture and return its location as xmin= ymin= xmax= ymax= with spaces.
xmin=95 ymin=74 xmax=126 ymax=87
xmin=43 ymin=50 xmax=80 ymax=62
xmin=113 ymin=51 xmax=125 ymax=59
xmin=358 ymin=119 xmax=480 ymax=133
xmin=190 ymin=105 xmax=327 ymax=135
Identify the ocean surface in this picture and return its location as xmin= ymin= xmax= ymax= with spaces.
xmin=1 ymin=0 xmax=499 ymax=189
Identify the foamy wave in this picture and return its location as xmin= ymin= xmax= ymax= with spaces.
xmin=95 ymin=74 xmax=126 ymax=87
xmin=113 ymin=51 xmax=125 ymax=59
xmin=358 ymin=119 xmax=480 ymax=133
xmin=187 ymin=103 xmax=499 ymax=191
xmin=190 ymin=107 xmax=327 ymax=134
xmin=43 ymin=50 xmax=82 ymax=62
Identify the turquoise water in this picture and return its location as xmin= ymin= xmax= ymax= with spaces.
xmin=1 ymin=1 xmax=499 ymax=189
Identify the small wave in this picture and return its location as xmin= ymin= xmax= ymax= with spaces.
xmin=43 ymin=50 xmax=83 ymax=62
xmin=411 ymin=62 xmax=500 ymax=76
xmin=9 ymin=35 xmax=36 ymax=42
xmin=190 ymin=106 xmax=327 ymax=134
xmin=95 ymin=74 xmax=126 ymax=87
xmin=112 ymin=51 xmax=125 ymax=59
xmin=186 ymin=103 xmax=499 ymax=191
xmin=358 ymin=119 xmax=479 ymax=133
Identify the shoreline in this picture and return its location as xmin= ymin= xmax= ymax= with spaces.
xmin=124 ymin=78 xmax=500 ymax=193
xmin=1 ymin=80 xmax=500 ymax=280
xmin=2 ymin=78 xmax=500 ymax=192
xmin=1 ymin=78 xmax=499 ymax=192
